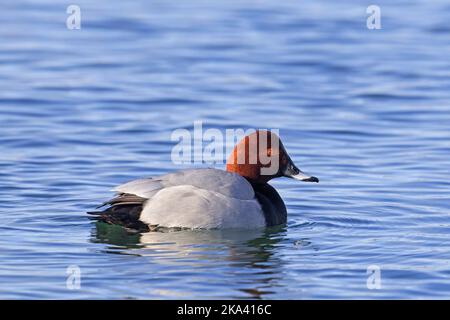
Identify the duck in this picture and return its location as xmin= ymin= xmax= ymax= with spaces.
xmin=90 ymin=130 xmax=318 ymax=231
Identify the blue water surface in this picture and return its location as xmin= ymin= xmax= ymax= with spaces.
xmin=1 ymin=0 xmax=450 ymax=299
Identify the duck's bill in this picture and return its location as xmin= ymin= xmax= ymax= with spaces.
xmin=283 ymin=162 xmax=319 ymax=183
xmin=289 ymin=172 xmax=319 ymax=183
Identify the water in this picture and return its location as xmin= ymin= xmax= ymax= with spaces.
xmin=1 ymin=0 xmax=450 ymax=299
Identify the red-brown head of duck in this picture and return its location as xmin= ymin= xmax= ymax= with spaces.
xmin=226 ymin=130 xmax=319 ymax=184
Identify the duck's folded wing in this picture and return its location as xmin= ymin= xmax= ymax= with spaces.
xmin=113 ymin=168 xmax=255 ymax=201
xmin=113 ymin=178 xmax=164 ymax=199
xmin=90 ymin=168 xmax=261 ymax=231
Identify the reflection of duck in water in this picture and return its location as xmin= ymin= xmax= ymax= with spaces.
xmin=92 ymin=222 xmax=287 ymax=299
xmin=94 ymin=221 xmax=285 ymax=261
xmin=89 ymin=131 xmax=318 ymax=231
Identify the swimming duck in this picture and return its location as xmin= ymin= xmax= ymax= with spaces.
xmin=90 ymin=131 xmax=318 ymax=231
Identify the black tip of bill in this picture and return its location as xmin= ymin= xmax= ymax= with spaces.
xmin=302 ymin=176 xmax=319 ymax=183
